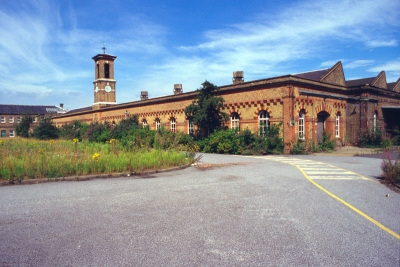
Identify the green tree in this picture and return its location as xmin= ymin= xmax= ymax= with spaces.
xmin=33 ymin=117 xmax=59 ymax=140
xmin=185 ymin=81 xmax=228 ymax=138
xmin=59 ymin=120 xmax=88 ymax=140
xmin=14 ymin=115 xmax=33 ymax=137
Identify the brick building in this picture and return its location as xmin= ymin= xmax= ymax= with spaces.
xmin=52 ymin=52 xmax=400 ymax=153
xmin=0 ymin=105 xmax=66 ymax=138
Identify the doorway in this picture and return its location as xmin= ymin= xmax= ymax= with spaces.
xmin=317 ymin=111 xmax=330 ymax=143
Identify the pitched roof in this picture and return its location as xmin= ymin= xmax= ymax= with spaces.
xmin=293 ymin=62 xmax=346 ymax=86
xmin=0 ymin=105 xmax=59 ymax=115
xmin=345 ymin=77 xmax=375 ymax=87
xmin=388 ymin=78 xmax=400 ymax=92
xmin=66 ymin=106 xmax=92 ymax=113
xmin=346 ymin=71 xmax=388 ymax=89
xmin=293 ymin=69 xmax=330 ymax=81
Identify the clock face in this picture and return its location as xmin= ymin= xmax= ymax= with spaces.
xmin=105 ymin=85 xmax=112 ymax=93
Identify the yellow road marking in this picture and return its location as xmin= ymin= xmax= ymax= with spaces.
xmin=296 ymin=165 xmax=400 ymax=240
xmin=254 ymin=156 xmax=400 ymax=240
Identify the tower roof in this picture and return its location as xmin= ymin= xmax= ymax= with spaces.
xmin=92 ymin=53 xmax=117 ymax=61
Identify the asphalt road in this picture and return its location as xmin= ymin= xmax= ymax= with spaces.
xmin=0 ymin=154 xmax=399 ymax=266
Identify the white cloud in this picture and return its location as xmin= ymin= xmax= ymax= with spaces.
xmin=172 ymin=0 xmax=400 ymax=83
xmin=1 ymin=0 xmax=399 ymax=109
xmin=367 ymin=59 xmax=400 ymax=82
xmin=345 ymin=60 xmax=375 ymax=69
xmin=365 ymin=40 xmax=398 ymax=48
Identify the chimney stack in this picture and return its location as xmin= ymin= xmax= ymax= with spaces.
xmin=174 ymin=84 xmax=183 ymax=95
xmin=60 ymin=103 xmax=64 ymax=108
xmin=141 ymin=91 xmax=148 ymax=100
xmin=233 ymin=71 xmax=244 ymax=84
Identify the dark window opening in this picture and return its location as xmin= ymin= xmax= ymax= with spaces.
xmin=104 ymin=63 xmax=110 ymax=78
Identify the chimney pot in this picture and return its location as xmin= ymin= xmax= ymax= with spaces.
xmin=233 ymin=71 xmax=244 ymax=84
xmin=141 ymin=91 xmax=148 ymax=100
xmin=174 ymin=84 xmax=183 ymax=94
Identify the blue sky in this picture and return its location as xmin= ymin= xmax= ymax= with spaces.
xmin=0 ymin=0 xmax=399 ymax=110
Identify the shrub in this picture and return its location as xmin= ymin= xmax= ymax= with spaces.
xmin=15 ymin=115 xmax=33 ymax=138
xmin=291 ymin=131 xmax=336 ymax=154
xmin=358 ymin=123 xmax=391 ymax=148
xmin=33 ymin=117 xmax=59 ymax=140
xmin=199 ymin=124 xmax=283 ymax=155
xmin=59 ymin=120 xmax=88 ymax=140
xmin=381 ymin=148 xmax=400 ymax=185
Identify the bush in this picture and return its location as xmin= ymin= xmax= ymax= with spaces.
xmin=358 ymin=123 xmax=391 ymax=148
xmin=199 ymin=124 xmax=283 ymax=155
xmin=291 ymin=131 xmax=336 ymax=154
xmin=84 ymin=121 xmax=112 ymax=143
xmin=33 ymin=117 xmax=59 ymax=140
xmin=381 ymin=148 xmax=400 ymax=185
xmin=59 ymin=120 xmax=88 ymax=140
xmin=15 ymin=115 xmax=33 ymax=138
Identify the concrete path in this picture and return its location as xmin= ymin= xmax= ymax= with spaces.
xmin=0 ymin=154 xmax=399 ymax=266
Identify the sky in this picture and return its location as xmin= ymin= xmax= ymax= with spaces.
xmin=0 ymin=0 xmax=399 ymax=110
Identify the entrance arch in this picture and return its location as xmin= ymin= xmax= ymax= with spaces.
xmin=317 ymin=111 xmax=330 ymax=143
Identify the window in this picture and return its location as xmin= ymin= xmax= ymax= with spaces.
xmin=335 ymin=112 xmax=340 ymax=138
xmin=0 ymin=117 xmax=5 ymax=123
xmin=373 ymin=111 xmax=378 ymax=132
xmin=143 ymin=119 xmax=148 ymax=128
xmin=104 ymin=63 xmax=110 ymax=78
xmin=258 ymin=111 xmax=270 ymax=136
xmin=17 ymin=117 xmax=22 ymax=123
xmin=156 ymin=118 xmax=161 ymax=130
xmin=299 ymin=110 xmax=305 ymax=139
xmin=9 ymin=130 xmax=15 ymax=137
xmin=9 ymin=117 xmax=14 ymax=123
xmin=188 ymin=119 xmax=194 ymax=135
xmin=33 ymin=117 xmax=37 ymax=123
xmin=170 ymin=117 xmax=176 ymax=133
xmin=1 ymin=130 xmax=6 ymax=137
xmin=231 ymin=113 xmax=240 ymax=132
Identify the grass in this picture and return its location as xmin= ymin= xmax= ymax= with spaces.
xmin=0 ymin=138 xmax=194 ymax=181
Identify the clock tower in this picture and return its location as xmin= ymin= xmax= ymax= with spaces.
xmin=92 ymin=48 xmax=117 ymax=110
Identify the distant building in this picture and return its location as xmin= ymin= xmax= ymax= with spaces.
xmin=0 ymin=104 xmax=67 ymax=137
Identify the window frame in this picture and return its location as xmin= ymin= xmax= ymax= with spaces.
xmin=335 ymin=112 xmax=340 ymax=138
xmin=188 ymin=119 xmax=194 ymax=135
xmin=17 ymin=117 xmax=22 ymax=123
xmin=156 ymin=118 xmax=161 ymax=130
xmin=0 ymin=117 xmax=5 ymax=123
xmin=142 ymin=119 xmax=148 ymax=128
xmin=170 ymin=117 xmax=176 ymax=133
xmin=9 ymin=117 xmax=14 ymax=123
xmin=298 ymin=110 xmax=305 ymax=140
xmin=258 ymin=111 xmax=270 ymax=136
xmin=230 ymin=112 xmax=240 ymax=132
xmin=9 ymin=130 xmax=15 ymax=137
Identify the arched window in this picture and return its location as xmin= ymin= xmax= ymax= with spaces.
xmin=188 ymin=119 xmax=194 ymax=135
xmin=231 ymin=112 xmax=240 ymax=132
xmin=156 ymin=118 xmax=161 ymax=130
xmin=299 ymin=110 xmax=305 ymax=139
xmin=142 ymin=119 xmax=148 ymax=128
xmin=258 ymin=111 xmax=270 ymax=136
xmin=335 ymin=112 xmax=340 ymax=138
xmin=104 ymin=63 xmax=110 ymax=78
xmin=170 ymin=117 xmax=176 ymax=133
xmin=373 ymin=111 xmax=378 ymax=132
